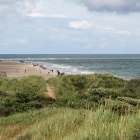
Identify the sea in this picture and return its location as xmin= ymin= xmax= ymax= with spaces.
xmin=0 ymin=54 xmax=140 ymax=80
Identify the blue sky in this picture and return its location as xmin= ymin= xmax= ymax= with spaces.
xmin=0 ymin=0 xmax=140 ymax=54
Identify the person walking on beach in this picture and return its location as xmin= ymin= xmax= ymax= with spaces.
xmin=57 ymin=70 xmax=60 ymax=76
xmin=39 ymin=67 xmax=41 ymax=73
xmin=25 ymin=70 xmax=26 ymax=73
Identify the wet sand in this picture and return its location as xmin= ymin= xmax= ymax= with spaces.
xmin=0 ymin=61 xmax=57 ymax=80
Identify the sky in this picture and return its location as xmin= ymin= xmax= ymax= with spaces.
xmin=0 ymin=0 xmax=140 ymax=54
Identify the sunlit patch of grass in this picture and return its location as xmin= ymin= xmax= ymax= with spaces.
xmin=0 ymin=107 xmax=139 ymax=140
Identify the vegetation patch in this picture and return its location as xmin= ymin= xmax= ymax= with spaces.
xmin=47 ymin=73 xmax=140 ymax=114
xmin=0 ymin=76 xmax=51 ymax=116
xmin=0 ymin=73 xmax=140 ymax=139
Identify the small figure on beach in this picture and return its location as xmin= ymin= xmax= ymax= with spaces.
xmin=39 ymin=68 xmax=41 ymax=73
xmin=57 ymin=70 xmax=60 ymax=76
xmin=50 ymin=70 xmax=53 ymax=73
xmin=25 ymin=70 xmax=26 ymax=73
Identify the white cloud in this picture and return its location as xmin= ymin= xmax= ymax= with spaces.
xmin=26 ymin=12 xmax=68 ymax=18
xmin=116 ymin=30 xmax=130 ymax=35
xmin=47 ymin=15 xmax=68 ymax=18
xmin=27 ymin=12 xmax=46 ymax=17
xmin=0 ymin=0 xmax=140 ymax=54
xmin=0 ymin=0 xmax=38 ymax=18
xmin=69 ymin=20 xmax=93 ymax=29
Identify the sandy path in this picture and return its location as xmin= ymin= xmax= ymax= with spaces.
xmin=46 ymin=83 xmax=56 ymax=100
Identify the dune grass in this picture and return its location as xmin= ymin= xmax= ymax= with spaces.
xmin=0 ymin=107 xmax=140 ymax=140
xmin=47 ymin=73 xmax=140 ymax=115
xmin=0 ymin=75 xmax=46 ymax=95
xmin=0 ymin=74 xmax=140 ymax=139
xmin=0 ymin=76 xmax=47 ymax=116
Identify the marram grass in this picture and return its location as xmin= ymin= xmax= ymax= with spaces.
xmin=0 ymin=74 xmax=140 ymax=140
xmin=0 ymin=107 xmax=139 ymax=140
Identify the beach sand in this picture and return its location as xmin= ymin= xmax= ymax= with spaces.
xmin=0 ymin=61 xmax=57 ymax=80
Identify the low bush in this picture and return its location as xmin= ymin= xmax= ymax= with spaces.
xmin=117 ymin=97 xmax=140 ymax=106
xmin=0 ymin=107 xmax=16 ymax=116
xmin=1 ymin=91 xmax=46 ymax=113
xmin=0 ymin=76 xmax=46 ymax=95
xmin=124 ymin=79 xmax=140 ymax=96
xmin=0 ymin=76 xmax=48 ymax=115
xmin=17 ymin=134 xmax=31 ymax=140
xmin=0 ymin=90 xmax=9 ymax=100
xmin=91 ymin=73 xmax=126 ymax=88
xmin=89 ymin=88 xmax=118 ymax=98
xmin=103 ymin=99 xmax=138 ymax=115
xmin=27 ymin=101 xmax=43 ymax=109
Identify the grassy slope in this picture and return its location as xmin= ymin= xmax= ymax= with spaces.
xmin=0 ymin=74 xmax=140 ymax=140
xmin=0 ymin=76 xmax=47 ymax=116
xmin=0 ymin=107 xmax=140 ymax=140
xmin=47 ymin=73 xmax=140 ymax=114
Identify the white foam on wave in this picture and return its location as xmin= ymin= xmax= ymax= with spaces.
xmin=81 ymin=71 xmax=93 ymax=74
xmin=28 ymin=60 xmax=94 ymax=75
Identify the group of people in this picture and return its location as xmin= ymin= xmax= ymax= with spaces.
xmin=49 ymin=70 xmax=65 ymax=76
xmin=22 ymin=61 xmax=65 ymax=76
xmin=47 ymin=69 xmax=64 ymax=76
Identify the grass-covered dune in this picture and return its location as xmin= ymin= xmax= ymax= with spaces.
xmin=0 ymin=76 xmax=47 ymax=116
xmin=48 ymin=73 xmax=140 ymax=114
xmin=0 ymin=73 xmax=140 ymax=140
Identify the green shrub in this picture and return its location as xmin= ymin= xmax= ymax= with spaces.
xmin=124 ymin=79 xmax=140 ymax=95
xmin=0 ymin=76 xmax=46 ymax=96
xmin=1 ymin=91 xmax=45 ymax=113
xmin=17 ymin=134 xmax=31 ymax=140
xmin=117 ymin=97 xmax=140 ymax=106
xmin=89 ymin=88 xmax=118 ymax=98
xmin=0 ymin=107 xmax=16 ymax=116
xmin=103 ymin=99 xmax=138 ymax=115
xmin=70 ymin=75 xmax=87 ymax=90
xmin=1 ymin=97 xmax=17 ymax=107
xmin=15 ymin=91 xmax=43 ymax=103
xmin=0 ymin=90 xmax=9 ymax=100
xmin=92 ymin=73 xmax=126 ymax=88
xmin=27 ymin=101 xmax=43 ymax=109
xmin=0 ymin=76 xmax=48 ymax=114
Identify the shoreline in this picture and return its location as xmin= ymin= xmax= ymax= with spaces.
xmin=0 ymin=59 xmax=139 ymax=80
xmin=0 ymin=54 xmax=140 ymax=80
xmin=0 ymin=60 xmax=57 ymax=80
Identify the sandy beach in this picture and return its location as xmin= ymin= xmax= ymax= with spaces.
xmin=0 ymin=61 xmax=57 ymax=80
